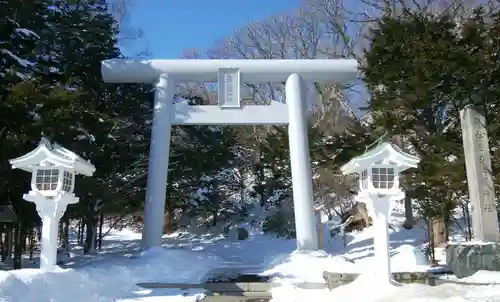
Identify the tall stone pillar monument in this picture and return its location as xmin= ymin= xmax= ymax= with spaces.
xmin=460 ymin=105 xmax=499 ymax=242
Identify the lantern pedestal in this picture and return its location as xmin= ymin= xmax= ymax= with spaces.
xmin=372 ymin=197 xmax=392 ymax=284
xmin=24 ymin=191 xmax=78 ymax=270
xmin=357 ymin=191 xmax=404 ymax=285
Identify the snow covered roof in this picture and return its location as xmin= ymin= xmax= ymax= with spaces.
xmin=9 ymin=137 xmax=95 ymax=176
xmin=341 ymin=141 xmax=420 ymax=175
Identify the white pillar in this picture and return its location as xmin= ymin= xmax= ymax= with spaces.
xmin=33 ymin=196 xmax=70 ymax=270
xmin=373 ymin=210 xmax=391 ymax=283
xmin=40 ymin=207 xmax=59 ymax=269
xmin=285 ymin=73 xmax=318 ymax=250
xmin=142 ymin=73 xmax=174 ymax=249
xmin=371 ymin=197 xmax=393 ymax=284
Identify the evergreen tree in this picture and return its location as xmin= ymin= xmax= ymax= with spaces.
xmin=362 ymin=6 xmax=500 ymax=248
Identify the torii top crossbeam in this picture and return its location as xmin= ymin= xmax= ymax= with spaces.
xmin=101 ymin=59 xmax=358 ymax=84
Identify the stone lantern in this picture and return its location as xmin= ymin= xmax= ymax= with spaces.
xmin=341 ymin=138 xmax=420 ymax=284
xmin=9 ymin=137 xmax=95 ymax=270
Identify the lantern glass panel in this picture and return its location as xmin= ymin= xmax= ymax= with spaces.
xmin=62 ymin=171 xmax=73 ymax=192
xmin=35 ymin=169 xmax=59 ymax=191
xmin=371 ymin=167 xmax=396 ymax=189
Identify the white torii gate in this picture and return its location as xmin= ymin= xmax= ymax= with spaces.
xmin=101 ymin=59 xmax=358 ymax=251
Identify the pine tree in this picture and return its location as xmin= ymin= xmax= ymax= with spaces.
xmin=170 ymin=97 xmax=240 ymax=227
xmin=361 ymin=7 xmax=500 ymax=249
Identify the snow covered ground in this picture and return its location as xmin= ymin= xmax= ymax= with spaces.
xmin=272 ymin=271 xmax=500 ymax=302
xmin=0 ymin=204 xmax=499 ymax=301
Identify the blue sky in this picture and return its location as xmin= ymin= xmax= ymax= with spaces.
xmin=124 ymin=0 xmax=299 ymax=58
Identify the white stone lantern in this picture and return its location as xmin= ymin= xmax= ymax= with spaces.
xmin=9 ymin=137 xmax=95 ymax=270
xmin=341 ymin=139 xmax=420 ymax=284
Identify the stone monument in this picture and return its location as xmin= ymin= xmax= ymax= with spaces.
xmin=447 ymin=105 xmax=500 ymax=277
xmin=460 ymin=105 xmax=499 ymax=241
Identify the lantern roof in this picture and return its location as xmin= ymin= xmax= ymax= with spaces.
xmin=340 ymin=137 xmax=420 ymax=175
xmin=9 ymin=137 xmax=95 ymax=176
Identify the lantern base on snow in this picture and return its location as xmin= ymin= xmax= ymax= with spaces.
xmin=356 ymin=191 xmax=404 ymax=284
xmin=24 ymin=191 xmax=78 ymax=270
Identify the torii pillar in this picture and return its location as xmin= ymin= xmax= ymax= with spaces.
xmin=101 ymin=59 xmax=358 ymax=250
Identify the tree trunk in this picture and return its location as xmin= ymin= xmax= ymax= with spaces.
xmin=83 ymin=214 xmax=97 ymax=254
xmin=163 ymin=209 xmax=174 ymax=234
xmin=0 ymin=224 xmax=4 ymax=261
xmin=63 ymin=216 xmax=69 ymax=249
xmin=58 ymin=219 xmax=64 ymax=247
xmin=5 ymin=226 xmax=12 ymax=263
xmin=212 ymin=211 xmax=217 ymax=226
xmin=98 ymin=211 xmax=104 ymax=251
xmin=91 ymin=222 xmax=97 ymax=251
xmin=432 ymin=216 xmax=446 ymax=247
xmin=427 ymin=218 xmax=436 ymax=263
xmin=462 ymin=203 xmax=472 ymax=241
xmin=22 ymin=225 xmax=28 ymax=253
xmin=77 ymin=219 xmax=81 ymax=243
xmin=163 ymin=197 xmax=174 ymax=234
xmin=79 ymin=217 xmax=85 ymax=245
xmin=395 ymin=135 xmax=414 ymax=229
xmin=29 ymin=228 xmax=34 ymax=260
xmin=239 ymin=175 xmax=245 ymax=205
xmin=403 ymin=196 xmax=414 ymax=229
xmin=21 ymin=229 xmax=27 ymax=253
xmin=13 ymin=223 xmax=22 ymax=269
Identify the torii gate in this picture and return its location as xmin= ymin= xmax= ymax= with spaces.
xmin=101 ymin=59 xmax=358 ymax=250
